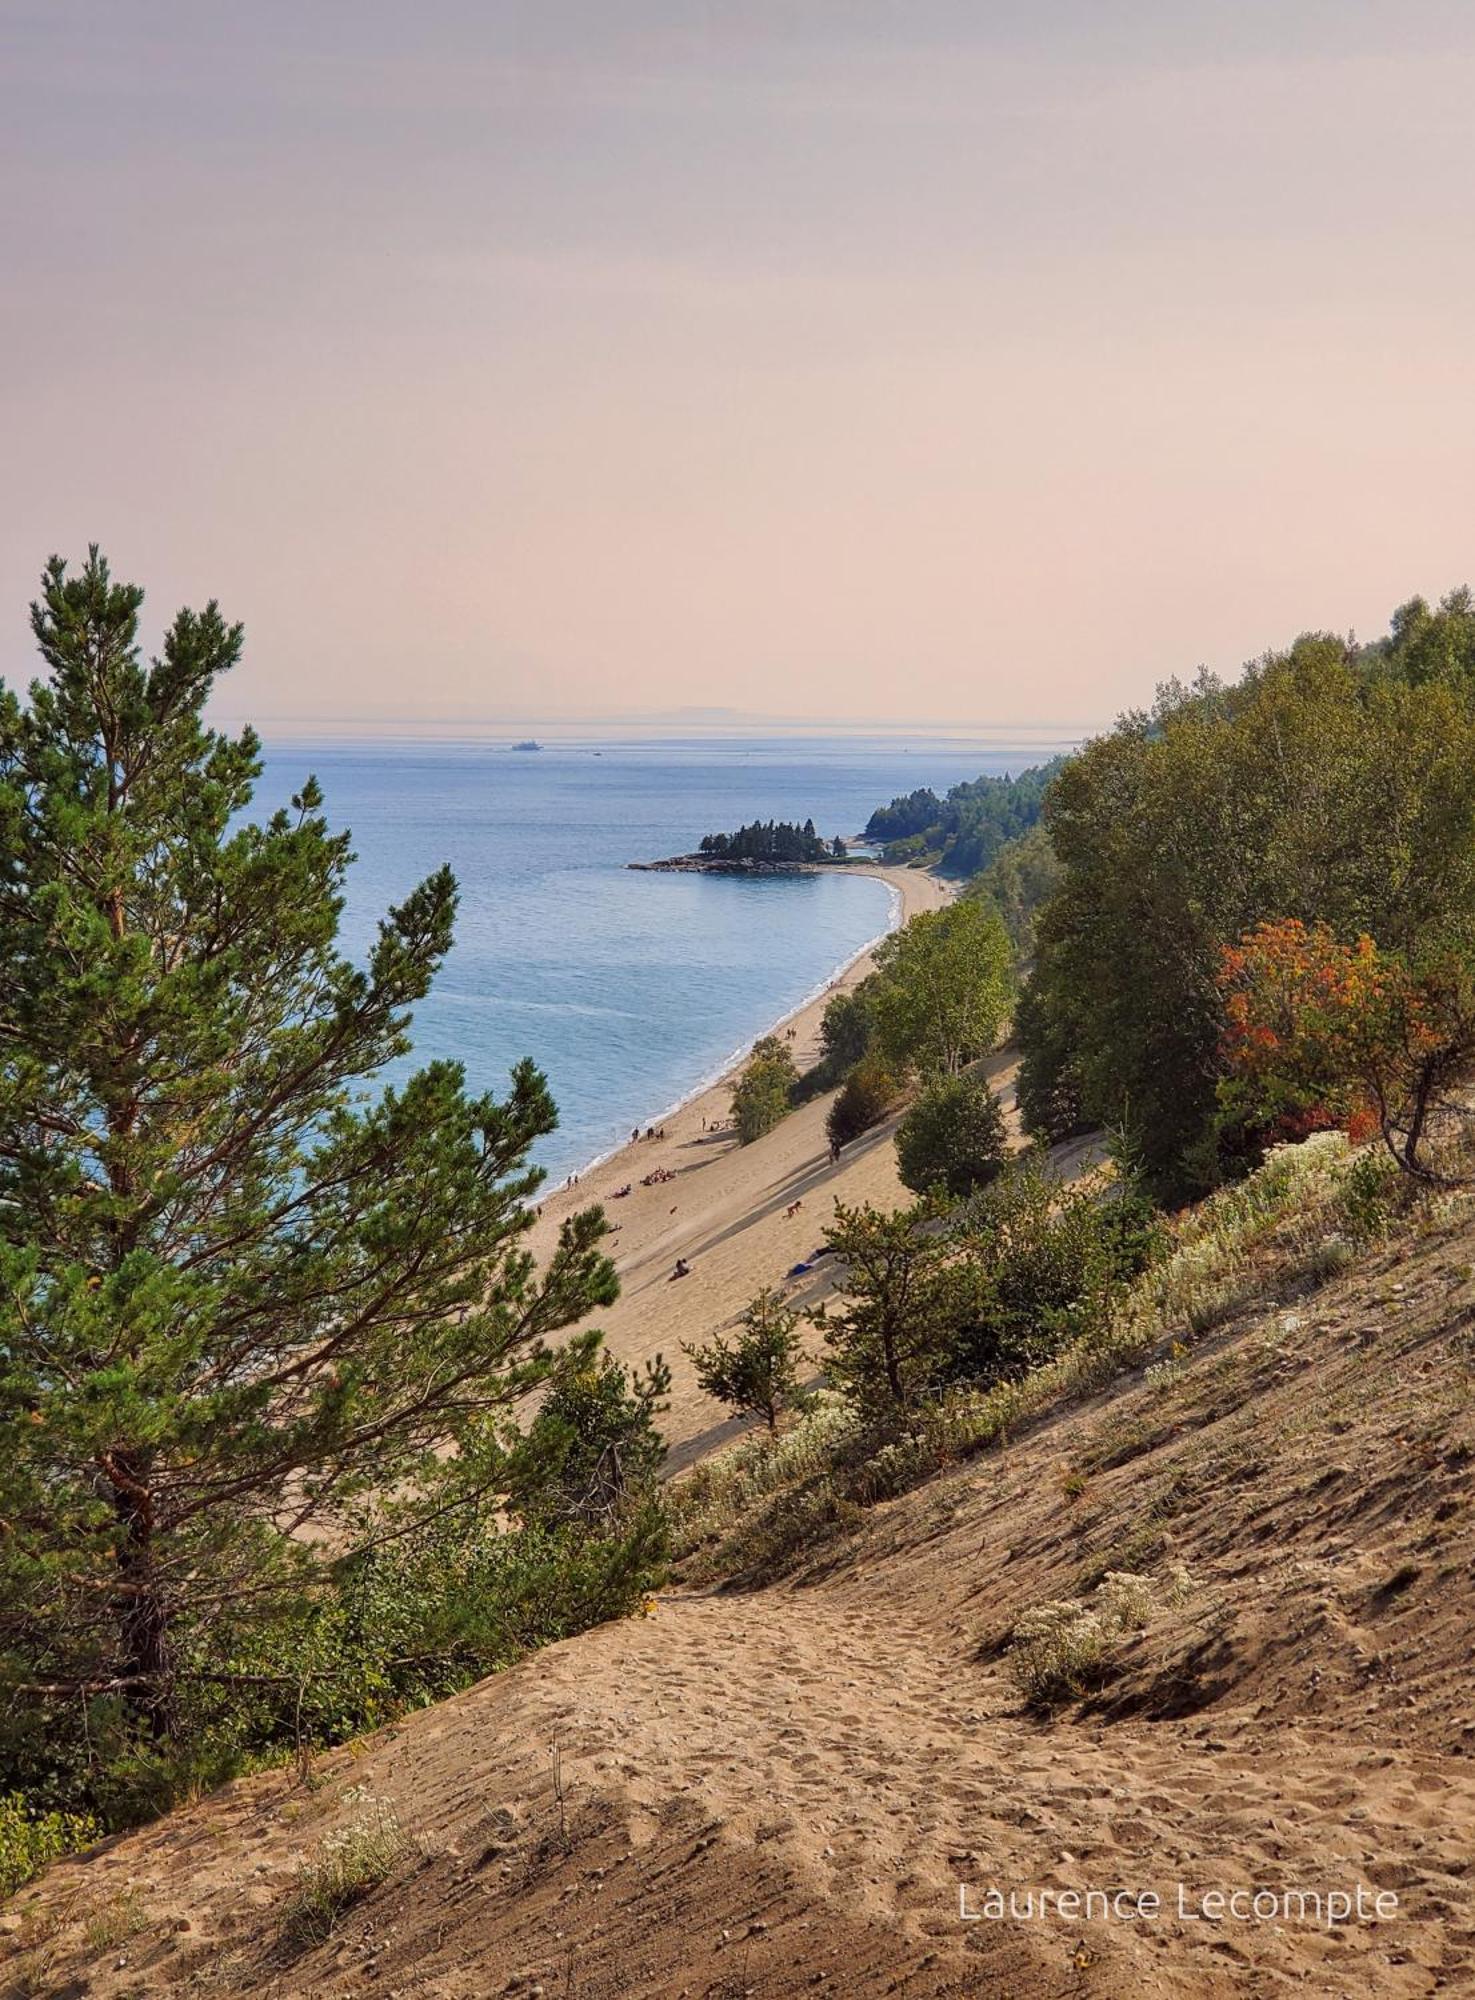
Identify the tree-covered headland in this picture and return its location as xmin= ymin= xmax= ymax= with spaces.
xmin=865 ymin=760 xmax=1062 ymax=875
xmin=699 ymin=819 xmax=846 ymax=863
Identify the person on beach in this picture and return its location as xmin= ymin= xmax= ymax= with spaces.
xmin=670 ymin=1257 xmax=690 ymax=1281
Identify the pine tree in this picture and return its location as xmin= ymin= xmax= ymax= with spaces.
xmin=817 ymin=1200 xmax=980 ymax=1411
xmin=683 ymin=1287 xmax=803 ymax=1432
xmin=0 ymin=551 xmax=617 ymax=1741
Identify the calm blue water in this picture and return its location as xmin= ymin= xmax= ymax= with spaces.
xmin=253 ymin=737 xmax=1052 ymax=1186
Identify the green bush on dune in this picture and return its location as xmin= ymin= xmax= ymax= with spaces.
xmin=895 ymin=1072 xmax=1009 ymax=1199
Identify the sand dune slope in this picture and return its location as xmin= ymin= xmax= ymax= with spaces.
xmin=14 ymin=1197 xmax=1475 ymax=1998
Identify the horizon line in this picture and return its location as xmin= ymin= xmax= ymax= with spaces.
xmin=209 ymin=713 xmax=1098 ymax=745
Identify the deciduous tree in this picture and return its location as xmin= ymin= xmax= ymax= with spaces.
xmin=1218 ymin=918 xmax=1475 ymax=1178
xmin=895 ymin=1072 xmax=1008 ymax=1198
xmin=730 ymin=1035 xmax=797 ymax=1144
xmin=870 ymin=898 xmax=1012 ymax=1079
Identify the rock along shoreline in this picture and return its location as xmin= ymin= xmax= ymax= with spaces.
xmin=627 ymin=854 xmax=861 ymax=876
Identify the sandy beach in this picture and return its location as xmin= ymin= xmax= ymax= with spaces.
xmin=529 ymin=862 xmax=960 ymax=1464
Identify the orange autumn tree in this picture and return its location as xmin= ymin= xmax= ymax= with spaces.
xmin=1218 ymin=919 xmax=1475 ymax=1179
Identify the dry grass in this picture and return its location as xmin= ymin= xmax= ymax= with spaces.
xmin=282 ymin=1793 xmax=409 ymax=1948
xmin=81 ymin=1889 xmax=151 ymax=1953
xmin=1007 ymin=1565 xmax=1194 ymax=1709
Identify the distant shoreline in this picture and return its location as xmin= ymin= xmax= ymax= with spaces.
xmin=535 ymin=862 xmax=918 ymax=1197
xmin=528 ymin=861 xmax=956 ymax=1460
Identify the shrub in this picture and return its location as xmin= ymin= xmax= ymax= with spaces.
xmin=511 ymin=1337 xmax=671 ymax=1527
xmin=1007 ymin=1567 xmax=1190 ymax=1709
xmin=948 ymin=1168 xmax=1164 ymax=1388
xmin=731 ymin=1035 xmax=799 ymax=1143
xmin=668 ymin=1396 xmax=860 ymax=1564
xmin=1334 ymin=1148 xmax=1402 ymax=1240
xmin=1218 ymin=918 xmax=1475 ymax=1179
xmin=895 ymin=1072 xmax=1008 ymax=1198
xmin=0 ymin=1792 xmax=99 ymax=1897
xmin=826 ymin=1055 xmax=898 ymax=1152
xmin=284 ymin=1795 xmax=409 ymax=1946
xmin=684 ymin=1288 xmax=805 ymax=1431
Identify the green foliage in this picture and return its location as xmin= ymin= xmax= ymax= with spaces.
xmin=825 ymin=1055 xmax=899 ymax=1151
xmin=813 ymin=1166 xmax=1163 ymax=1432
xmin=0 ymin=1792 xmax=99 ymax=1897
xmin=792 ymin=981 xmax=880 ymax=1109
xmin=816 ymin=1199 xmax=984 ymax=1411
xmin=870 ymin=898 xmax=1013 ymax=1078
xmin=864 ymin=787 xmax=944 ymax=847
xmin=1020 ymin=622 xmax=1475 ymax=1198
xmin=1013 ymin=973 xmax=1090 ymax=1143
xmin=0 ymin=1478 xmax=668 ymax=1835
xmin=949 ymin=1168 xmax=1164 ymax=1388
xmin=1333 ymin=1147 xmax=1402 ymax=1241
xmin=818 ymin=981 xmax=877 ymax=1074
xmin=967 ymin=821 xmax=1063 ymax=957
xmin=285 ymin=1501 xmax=666 ymax=1754
xmin=865 ymin=761 xmax=1062 ymax=877
xmin=730 ymin=1034 xmax=799 ymax=1143
xmin=284 ymin=1797 xmax=408 ymax=1946
xmin=510 ymin=1339 xmax=671 ymax=1526
xmin=678 ymin=1133 xmax=1415 ymax=1596
xmin=895 ymin=1072 xmax=1008 ymax=1198
xmin=0 ymin=550 xmax=644 ymax=1830
xmin=699 ymin=819 xmax=834 ymax=863
xmin=684 ymin=1288 xmax=805 ymax=1431
xmin=1383 ymin=587 xmax=1475 ymax=687
xmin=879 ymin=831 xmax=932 ymax=865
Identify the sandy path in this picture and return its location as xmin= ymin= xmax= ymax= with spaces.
xmin=528 ymin=862 xmax=956 ymax=1463
xmin=34 ymin=1525 xmax=1443 ymax=1999
xmin=29 ymin=1239 xmax=1475 ymax=1997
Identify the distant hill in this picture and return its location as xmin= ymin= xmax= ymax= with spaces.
xmin=865 ymin=758 xmax=1063 ymax=876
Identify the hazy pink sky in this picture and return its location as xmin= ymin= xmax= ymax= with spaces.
xmin=3 ymin=2 xmax=1473 ymax=734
